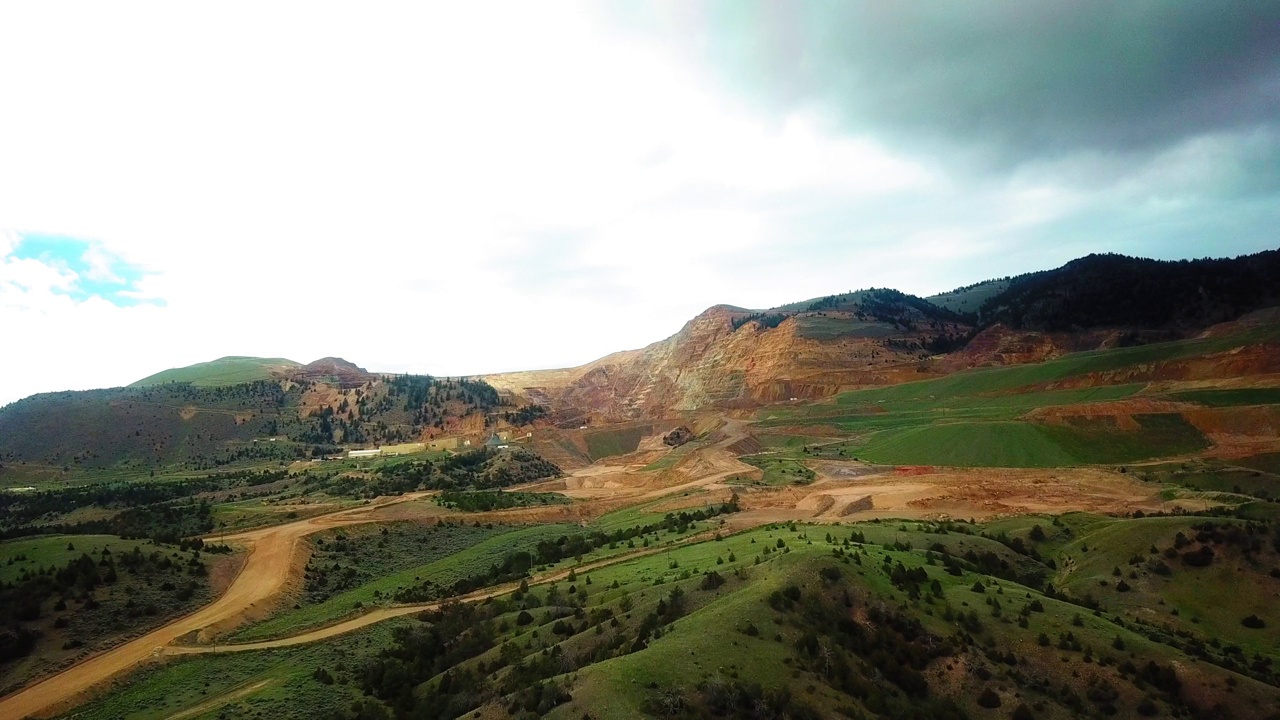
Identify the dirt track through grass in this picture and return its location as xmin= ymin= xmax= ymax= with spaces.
xmin=0 ymin=492 xmax=433 ymax=720
xmin=166 ymin=531 xmax=717 ymax=656
xmin=0 ymin=404 xmax=1245 ymax=719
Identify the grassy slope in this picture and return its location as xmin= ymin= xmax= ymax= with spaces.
xmin=0 ymin=534 xmax=153 ymax=583
xmin=56 ymin=617 xmax=406 ymax=720
xmin=839 ymin=330 xmax=1277 ymax=403
xmin=792 ymin=315 xmax=897 ymax=340
xmin=926 ymin=279 xmax=1010 ymax=315
xmin=1 ymin=534 xmax=225 ymax=696
xmin=735 ymin=457 xmax=815 ymax=485
xmin=232 ymin=524 xmax=575 ymax=642
xmin=854 ymin=413 xmax=1208 ymax=467
xmin=130 ymin=357 xmax=300 ymax=388
xmin=751 ymin=326 xmax=1280 ymax=467
xmin=57 ymin=516 xmax=1280 ymax=720
xmin=557 ymin=520 xmax=1280 ymax=718
xmin=1171 ymin=388 xmax=1280 ymax=407
xmin=584 ymin=425 xmax=650 ymax=461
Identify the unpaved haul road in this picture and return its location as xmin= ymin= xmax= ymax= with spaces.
xmin=0 ymin=427 xmax=754 ymax=720
xmin=166 ymin=527 xmax=717 ymax=656
xmin=0 ymin=493 xmax=431 ymax=720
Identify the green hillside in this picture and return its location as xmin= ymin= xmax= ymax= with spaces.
xmin=927 ymin=278 xmax=1011 ymax=315
xmin=854 ymin=414 xmax=1208 ymax=467
xmin=130 ymin=356 xmax=301 ymax=387
xmin=0 ymin=374 xmax=503 ymax=474
xmin=62 ymin=516 xmax=1280 ymax=720
xmin=753 ymin=328 xmax=1280 ymax=467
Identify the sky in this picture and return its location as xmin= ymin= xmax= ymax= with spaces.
xmin=1 ymin=1 xmax=1278 ymax=406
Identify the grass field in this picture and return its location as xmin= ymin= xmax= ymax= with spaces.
xmin=762 ymin=383 xmax=1146 ymax=428
xmin=0 ymin=534 xmax=154 ymax=583
xmin=584 ymin=425 xmax=651 ymax=460
xmin=819 ymin=330 xmax=1279 ymax=408
xmin=554 ymin=519 xmax=1280 ymax=717
xmin=61 ymin=617 xmax=405 ymax=720
xmin=587 ymin=494 xmax=712 ymax=533
xmin=734 ymin=457 xmax=816 ymax=485
xmin=1170 ymin=388 xmax=1280 ymax=407
xmin=1235 ymin=452 xmax=1280 ymax=475
xmin=129 ymin=356 xmax=300 ymax=388
xmin=640 ymin=454 xmax=679 ymax=471
xmin=793 ymin=315 xmax=898 ymax=340
xmin=1137 ymin=460 xmax=1280 ymax=499
xmin=852 ymin=414 xmax=1207 ymax=467
xmin=211 ymin=498 xmax=349 ymax=533
xmin=927 ymin=278 xmax=1010 ymax=314
xmin=231 ymin=523 xmax=563 ymax=641
xmin=754 ymin=347 xmax=1222 ymax=468
xmin=49 ymin=512 xmax=1280 ymax=720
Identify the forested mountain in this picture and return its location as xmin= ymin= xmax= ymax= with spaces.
xmin=975 ymin=250 xmax=1280 ymax=331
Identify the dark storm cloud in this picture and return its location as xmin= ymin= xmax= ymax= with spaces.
xmin=608 ymin=1 xmax=1280 ymax=165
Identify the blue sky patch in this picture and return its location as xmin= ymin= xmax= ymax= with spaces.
xmin=9 ymin=233 xmax=162 ymax=307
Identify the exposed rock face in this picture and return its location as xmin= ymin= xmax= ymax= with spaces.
xmin=486 ymin=304 xmax=969 ymax=419
xmin=948 ymin=325 xmax=1063 ymax=367
xmin=663 ymin=426 xmax=694 ymax=447
xmin=292 ymin=357 xmax=372 ymax=388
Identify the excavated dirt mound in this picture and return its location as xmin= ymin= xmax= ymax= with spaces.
xmin=726 ymin=436 xmax=763 ymax=456
xmin=732 ymin=463 xmax=1196 ymax=526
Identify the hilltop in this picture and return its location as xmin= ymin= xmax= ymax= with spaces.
xmin=130 ymin=356 xmax=302 ymax=387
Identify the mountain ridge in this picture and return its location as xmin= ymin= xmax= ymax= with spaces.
xmin=5 ymin=248 xmax=1279 ymax=470
xmin=484 ymin=249 xmax=1280 ymax=418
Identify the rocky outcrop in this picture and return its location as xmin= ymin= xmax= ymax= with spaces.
xmin=486 ymin=304 xmax=969 ymax=419
xmin=663 ymin=426 xmax=695 ymax=447
xmin=291 ymin=357 xmax=372 ymax=389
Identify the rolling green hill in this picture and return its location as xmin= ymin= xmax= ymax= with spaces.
xmin=927 ymin=278 xmax=1011 ymax=315
xmin=61 ymin=516 xmax=1280 ymax=720
xmin=130 ymin=356 xmax=301 ymax=387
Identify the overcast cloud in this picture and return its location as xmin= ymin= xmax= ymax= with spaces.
xmin=1 ymin=1 xmax=1277 ymax=406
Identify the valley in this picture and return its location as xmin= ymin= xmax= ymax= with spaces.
xmin=2 ymin=252 xmax=1280 ymax=719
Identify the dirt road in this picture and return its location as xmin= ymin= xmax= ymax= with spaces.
xmin=0 ymin=414 xmax=1196 ymax=719
xmin=165 ymin=531 xmax=717 ymax=657
xmin=0 ymin=493 xmax=431 ymax=720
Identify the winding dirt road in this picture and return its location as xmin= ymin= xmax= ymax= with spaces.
xmin=165 ymin=528 xmax=715 ymax=657
xmin=0 ymin=492 xmax=432 ymax=720
xmin=0 ymin=413 xmax=1182 ymax=719
xmin=0 ymin=441 xmax=742 ymax=720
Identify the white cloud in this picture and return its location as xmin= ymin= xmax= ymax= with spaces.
xmin=0 ymin=2 xmax=1274 ymax=407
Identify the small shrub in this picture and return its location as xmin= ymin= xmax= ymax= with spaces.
xmin=977 ymin=687 xmax=1001 ymax=708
